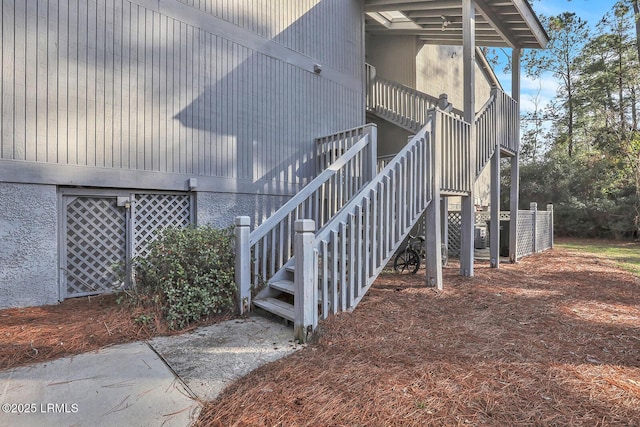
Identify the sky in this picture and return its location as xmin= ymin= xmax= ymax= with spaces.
xmin=496 ymin=0 xmax=621 ymax=114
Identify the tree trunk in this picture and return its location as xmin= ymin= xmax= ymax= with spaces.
xmin=567 ymin=74 xmax=574 ymax=157
xmin=619 ymin=48 xmax=626 ymax=128
xmin=632 ymin=87 xmax=638 ymax=130
xmin=633 ymin=0 xmax=640 ymax=62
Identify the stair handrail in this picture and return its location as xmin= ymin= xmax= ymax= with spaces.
xmin=316 ymin=125 xmax=375 ymax=172
xmin=310 ymin=110 xmax=437 ymax=321
xmin=247 ymin=125 xmax=377 ymax=291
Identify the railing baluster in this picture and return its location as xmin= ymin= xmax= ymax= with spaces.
xmin=355 ymin=204 xmax=363 ymax=298
xmin=321 ymin=240 xmax=329 ymax=318
xmin=339 ymin=222 xmax=347 ymax=312
xmin=348 ymin=213 xmax=356 ymax=307
xmin=364 ymin=196 xmax=371 ymax=281
xmin=331 ymin=230 xmax=339 ymax=314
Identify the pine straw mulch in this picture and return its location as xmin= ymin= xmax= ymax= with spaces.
xmin=196 ymin=242 xmax=640 ymax=427
xmin=0 ymin=294 xmax=236 ymax=371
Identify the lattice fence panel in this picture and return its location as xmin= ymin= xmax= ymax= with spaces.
xmin=134 ymin=194 xmax=191 ymax=258
xmin=447 ymin=212 xmax=462 ymax=257
xmin=537 ymin=212 xmax=552 ymax=251
xmin=475 ymin=212 xmax=490 ymax=224
xmin=517 ymin=210 xmax=534 ymax=258
xmin=66 ymin=197 xmax=126 ymax=297
xmin=477 ymin=212 xmax=511 ymax=222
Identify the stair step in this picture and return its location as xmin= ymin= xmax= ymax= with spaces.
xmin=270 ymin=280 xmax=295 ymax=295
xmin=285 ymin=265 xmax=295 ymax=274
xmin=254 ymin=297 xmax=294 ymax=322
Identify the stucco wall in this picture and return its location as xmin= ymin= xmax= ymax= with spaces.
xmin=0 ymin=183 xmax=58 ymax=308
xmin=416 ymin=44 xmax=494 ymax=114
xmin=365 ymin=34 xmax=418 ymax=87
xmin=196 ymin=192 xmax=290 ymax=229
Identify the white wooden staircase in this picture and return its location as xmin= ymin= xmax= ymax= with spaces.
xmin=234 ymin=65 xmax=519 ymax=342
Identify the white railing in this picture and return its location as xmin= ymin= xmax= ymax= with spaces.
xmin=316 ymin=125 xmax=376 ymax=172
xmin=376 ymin=154 xmax=396 ymax=172
xmin=246 ymin=125 xmax=377 ymax=295
xmin=439 ymin=110 xmax=471 ymax=194
xmin=475 ymin=91 xmax=498 ymax=177
xmin=475 ymin=88 xmax=519 ymax=176
xmin=378 ymin=110 xmax=470 ymax=195
xmin=497 ymin=89 xmax=519 ymax=153
xmin=298 ymin=112 xmax=436 ymax=335
xmin=366 ymin=64 xmax=464 ymax=133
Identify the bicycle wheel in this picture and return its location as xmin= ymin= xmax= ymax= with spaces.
xmin=393 ymin=248 xmax=420 ymax=274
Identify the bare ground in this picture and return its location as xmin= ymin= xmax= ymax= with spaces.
xmin=1 ymin=241 xmax=639 ymax=426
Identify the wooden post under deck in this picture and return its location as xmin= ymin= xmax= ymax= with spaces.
xmin=490 ymin=145 xmax=500 ymax=268
xmin=509 ymin=48 xmax=521 ymax=263
xmin=460 ymin=0 xmax=476 ymax=277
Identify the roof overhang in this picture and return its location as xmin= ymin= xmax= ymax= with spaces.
xmin=365 ymin=0 xmax=549 ymax=49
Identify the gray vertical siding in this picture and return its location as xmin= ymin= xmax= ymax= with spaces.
xmin=0 ymin=0 xmax=365 ymax=191
xmin=176 ymin=0 xmax=363 ymax=80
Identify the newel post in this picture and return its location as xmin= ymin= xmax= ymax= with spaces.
xmin=294 ymin=219 xmax=318 ymax=343
xmin=235 ymin=216 xmax=251 ymax=315
xmin=368 ymin=124 xmax=378 ymax=181
xmin=530 ymin=202 xmax=538 ymax=253
xmin=438 ymin=93 xmax=451 ymax=113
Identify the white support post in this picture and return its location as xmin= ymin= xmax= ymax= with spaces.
xmin=235 ymin=216 xmax=251 ymax=314
xmin=547 ymin=204 xmax=554 ymax=248
xmin=441 ymin=197 xmax=449 ymax=255
xmin=425 ymin=194 xmax=443 ymax=289
xmin=509 ymin=48 xmax=521 ymax=263
xmin=490 ymin=148 xmax=500 ymax=268
xmin=294 ymin=219 xmax=317 ymax=344
xmin=426 ymin=113 xmax=443 ymax=289
xmin=530 ymin=202 xmax=538 ymax=253
xmin=460 ymin=0 xmax=476 ymax=277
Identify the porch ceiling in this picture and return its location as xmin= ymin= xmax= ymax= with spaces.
xmin=365 ymin=0 xmax=549 ymax=49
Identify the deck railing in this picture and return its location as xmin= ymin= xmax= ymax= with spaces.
xmin=366 ymin=64 xmax=464 ymax=132
xmin=439 ymin=110 xmax=471 ymax=193
xmin=475 ymin=88 xmax=519 ymax=176
xmin=245 ymin=125 xmax=377 ymax=297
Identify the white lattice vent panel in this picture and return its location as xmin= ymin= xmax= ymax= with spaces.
xmin=447 ymin=212 xmax=462 ymax=257
xmin=133 ymin=194 xmax=191 ymax=258
xmin=66 ymin=197 xmax=127 ymax=297
xmin=63 ymin=191 xmax=192 ymax=299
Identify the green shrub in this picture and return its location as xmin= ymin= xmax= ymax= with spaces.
xmin=133 ymin=225 xmax=236 ymax=330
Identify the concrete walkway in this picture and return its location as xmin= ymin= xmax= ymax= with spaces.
xmin=0 ymin=316 xmax=301 ymax=426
